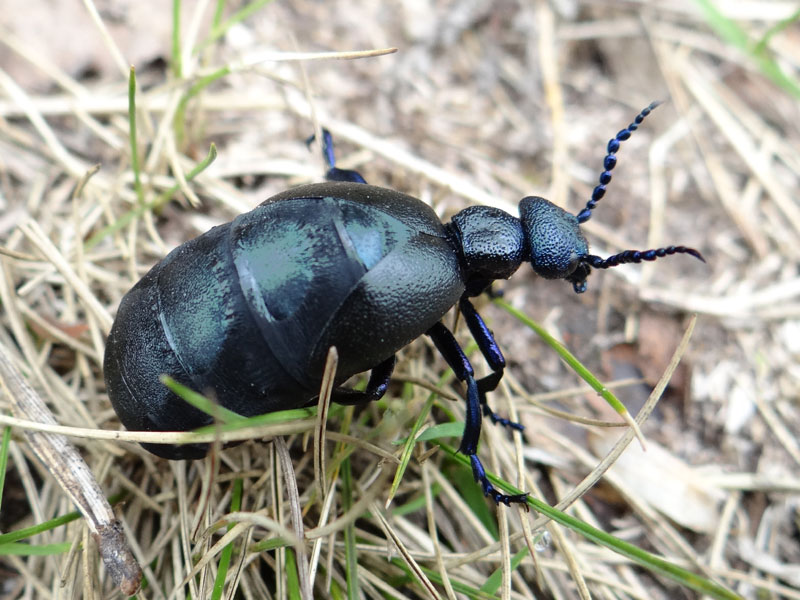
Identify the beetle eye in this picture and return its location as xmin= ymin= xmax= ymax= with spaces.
xmin=530 ymin=249 xmax=580 ymax=280
xmin=565 ymin=254 xmax=580 ymax=276
xmin=564 ymin=252 xmax=581 ymax=278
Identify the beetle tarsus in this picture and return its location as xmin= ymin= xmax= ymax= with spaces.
xmin=470 ymin=455 xmax=528 ymax=506
xmin=476 ymin=373 xmax=524 ymax=431
xmin=482 ymin=404 xmax=524 ymax=431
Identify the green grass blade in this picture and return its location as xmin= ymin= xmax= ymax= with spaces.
xmin=191 ymin=406 xmax=316 ymax=434
xmin=249 ymin=536 xmax=290 ymax=553
xmin=389 ymin=483 xmax=441 ymax=517
xmin=174 ymin=66 xmax=231 ymax=146
xmin=211 ymin=478 xmax=243 ymax=600
xmin=389 ymin=557 xmax=496 ymax=600
xmin=160 ymin=375 xmax=246 ymax=424
xmin=755 ymin=6 xmax=800 ymax=52
xmin=0 ymin=426 xmax=11 ymax=513
xmin=284 ymin=548 xmax=302 ymax=600
xmin=450 ymin=463 xmax=497 ymax=538
xmin=436 ymin=441 xmax=741 ymax=600
xmin=171 ymin=0 xmax=182 ymax=79
xmin=388 ymin=368 xmax=458 ymax=505
xmin=495 ymin=297 xmax=630 ymax=418
xmin=481 ymin=546 xmax=529 ymax=595
xmin=0 ymin=493 xmax=128 ymax=545
xmin=128 ymin=66 xmax=144 ymax=205
xmin=387 ymin=392 xmax=436 ymax=504
xmin=0 ymin=542 xmax=72 ymax=556
xmin=341 ymin=457 xmax=359 ymax=600
xmin=201 ymin=0 xmax=275 ymax=50
xmin=212 ymin=0 xmax=225 ymax=29
xmin=694 ymin=0 xmax=800 ymax=98
xmin=152 ymin=377 xmax=320 ymax=451
xmin=411 ymin=421 xmax=463 ymax=442
xmin=0 ymin=514 xmax=81 ymax=545
xmin=84 ymin=143 xmax=217 ymax=250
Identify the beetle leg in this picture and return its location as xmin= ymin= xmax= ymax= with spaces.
xmin=325 ymin=167 xmax=367 ymax=184
xmin=459 ymin=298 xmax=524 ymax=432
xmin=426 ymin=322 xmax=527 ymax=506
xmin=329 ymin=355 xmax=396 ymax=406
xmin=307 ymin=129 xmax=368 ymax=184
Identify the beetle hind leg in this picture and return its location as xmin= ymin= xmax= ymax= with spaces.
xmin=307 ymin=129 xmax=368 ymax=184
xmin=426 ymin=322 xmax=527 ymax=506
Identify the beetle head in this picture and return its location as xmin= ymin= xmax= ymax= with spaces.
xmin=519 ymin=196 xmax=591 ymax=293
xmin=517 ymin=101 xmax=704 ymax=294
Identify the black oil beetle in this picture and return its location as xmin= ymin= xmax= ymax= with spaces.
xmin=104 ymin=102 xmax=703 ymax=505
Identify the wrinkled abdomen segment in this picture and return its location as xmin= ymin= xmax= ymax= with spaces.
xmin=104 ymin=224 xmax=312 ymax=459
xmin=104 ymin=266 xmax=207 ymax=458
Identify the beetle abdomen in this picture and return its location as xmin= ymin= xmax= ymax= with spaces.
xmin=105 ymin=185 xmax=463 ymax=459
xmin=105 ymin=223 xmax=300 ymax=458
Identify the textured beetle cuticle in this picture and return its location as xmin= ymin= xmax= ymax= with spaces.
xmin=105 ymin=103 xmax=703 ymax=503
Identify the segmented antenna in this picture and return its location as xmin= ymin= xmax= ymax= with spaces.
xmin=582 ymin=246 xmax=706 ymax=270
xmin=576 ymin=101 xmax=661 ymax=224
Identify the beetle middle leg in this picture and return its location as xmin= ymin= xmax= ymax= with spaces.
xmin=459 ymin=297 xmax=524 ymax=432
xmin=329 ymin=355 xmax=396 ymax=406
xmin=426 ymin=322 xmax=527 ymax=505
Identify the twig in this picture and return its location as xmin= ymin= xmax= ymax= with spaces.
xmin=0 ymin=342 xmax=142 ymax=595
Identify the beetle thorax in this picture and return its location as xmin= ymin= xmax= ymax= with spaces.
xmin=447 ymin=206 xmax=525 ymax=285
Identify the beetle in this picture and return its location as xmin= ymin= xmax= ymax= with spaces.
xmin=104 ymin=102 xmax=703 ymax=505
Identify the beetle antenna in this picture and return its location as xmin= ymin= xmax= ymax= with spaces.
xmin=581 ymin=245 xmax=705 ymax=270
xmin=576 ymin=101 xmax=661 ymax=224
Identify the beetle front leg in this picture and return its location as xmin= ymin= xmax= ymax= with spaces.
xmin=426 ymin=322 xmax=527 ymax=506
xmin=330 ymin=355 xmax=396 ymax=406
xmin=459 ymin=298 xmax=523 ymax=432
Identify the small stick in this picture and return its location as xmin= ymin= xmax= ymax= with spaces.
xmin=0 ymin=343 xmax=142 ymax=595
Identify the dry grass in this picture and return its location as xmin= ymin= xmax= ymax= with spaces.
xmin=1 ymin=1 xmax=799 ymax=598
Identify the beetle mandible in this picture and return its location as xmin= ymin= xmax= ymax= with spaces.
xmin=104 ymin=102 xmax=703 ymax=505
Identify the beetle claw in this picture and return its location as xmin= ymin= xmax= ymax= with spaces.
xmin=470 ymin=455 xmax=528 ymax=506
xmin=482 ymin=404 xmax=524 ymax=431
